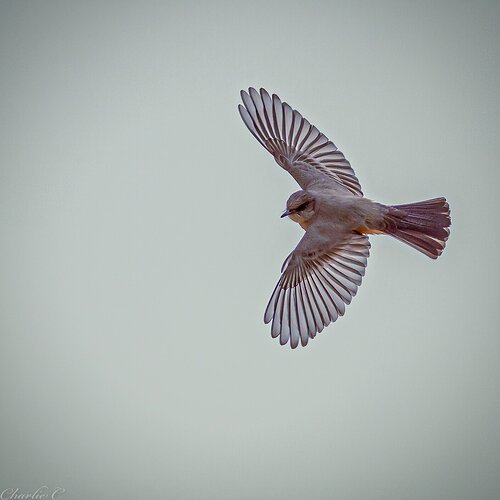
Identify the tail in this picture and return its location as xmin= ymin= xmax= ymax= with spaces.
xmin=383 ymin=197 xmax=451 ymax=259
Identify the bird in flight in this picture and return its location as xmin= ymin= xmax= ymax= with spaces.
xmin=238 ymin=87 xmax=451 ymax=348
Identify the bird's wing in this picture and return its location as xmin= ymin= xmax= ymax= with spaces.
xmin=264 ymin=231 xmax=370 ymax=348
xmin=238 ymin=87 xmax=363 ymax=195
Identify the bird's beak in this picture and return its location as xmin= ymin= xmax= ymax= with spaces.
xmin=281 ymin=209 xmax=291 ymax=218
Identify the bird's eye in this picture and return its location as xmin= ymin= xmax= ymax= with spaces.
xmin=296 ymin=202 xmax=309 ymax=212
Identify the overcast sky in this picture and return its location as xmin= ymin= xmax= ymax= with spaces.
xmin=1 ymin=1 xmax=499 ymax=499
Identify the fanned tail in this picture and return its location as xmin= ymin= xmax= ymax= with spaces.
xmin=383 ymin=197 xmax=451 ymax=259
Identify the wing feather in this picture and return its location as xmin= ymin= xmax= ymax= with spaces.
xmin=264 ymin=233 xmax=370 ymax=348
xmin=240 ymin=87 xmax=363 ymax=195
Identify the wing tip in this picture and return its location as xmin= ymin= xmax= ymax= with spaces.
xmin=259 ymin=87 xmax=272 ymax=100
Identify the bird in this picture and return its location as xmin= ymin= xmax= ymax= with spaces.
xmin=238 ymin=87 xmax=451 ymax=348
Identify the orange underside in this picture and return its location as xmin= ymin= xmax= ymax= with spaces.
xmin=355 ymin=226 xmax=385 ymax=235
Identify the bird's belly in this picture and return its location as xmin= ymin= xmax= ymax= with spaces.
xmin=355 ymin=226 xmax=384 ymax=235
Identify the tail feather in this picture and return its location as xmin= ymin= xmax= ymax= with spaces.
xmin=383 ymin=197 xmax=451 ymax=259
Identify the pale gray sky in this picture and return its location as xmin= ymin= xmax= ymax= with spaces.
xmin=1 ymin=1 xmax=499 ymax=499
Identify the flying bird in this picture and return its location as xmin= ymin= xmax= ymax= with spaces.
xmin=238 ymin=87 xmax=451 ymax=348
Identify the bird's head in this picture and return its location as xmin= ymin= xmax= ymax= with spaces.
xmin=281 ymin=191 xmax=316 ymax=226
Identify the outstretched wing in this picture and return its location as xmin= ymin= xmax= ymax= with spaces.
xmin=264 ymin=233 xmax=370 ymax=348
xmin=238 ymin=87 xmax=363 ymax=195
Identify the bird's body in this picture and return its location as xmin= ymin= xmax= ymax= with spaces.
xmin=238 ymin=87 xmax=451 ymax=348
xmin=288 ymin=189 xmax=380 ymax=232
